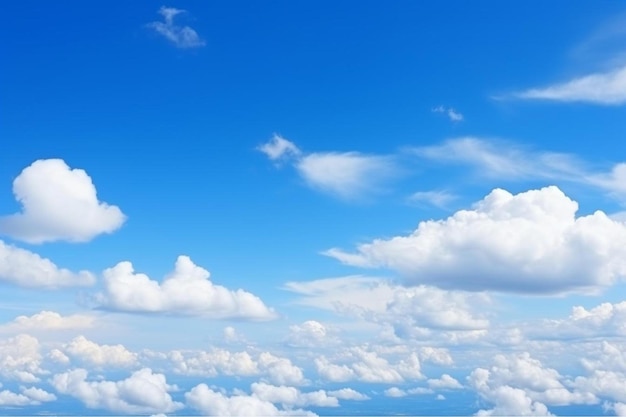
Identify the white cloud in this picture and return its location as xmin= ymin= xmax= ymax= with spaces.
xmin=384 ymin=387 xmax=407 ymax=397
xmin=95 ymin=255 xmax=276 ymax=320
xmin=0 ymin=240 xmax=96 ymax=289
xmin=432 ymin=105 xmax=464 ymax=122
xmin=20 ymin=386 xmax=57 ymax=403
xmin=250 ymin=382 xmax=338 ymax=408
xmin=186 ymin=383 xmax=316 ymax=417
xmin=314 ymin=346 xmax=423 ymax=383
xmin=419 ymin=347 xmax=454 ymax=366
xmin=408 ymin=190 xmax=457 ymax=209
xmin=64 ymin=336 xmax=137 ymax=368
xmin=427 ymin=374 xmax=463 ymax=390
xmin=147 ymin=6 xmax=205 ymax=49
xmin=257 ymin=134 xmax=301 ymax=161
xmin=515 ymin=65 xmax=626 ymax=105
xmin=0 ymin=334 xmax=45 ymax=383
xmin=286 ymin=320 xmax=339 ymax=348
xmin=0 ymin=311 xmax=95 ymax=333
xmin=0 ymin=159 xmax=125 ymax=244
xmin=326 ymin=388 xmax=369 ymax=401
xmin=414 ymin=137 xmax=582 ymax=180
xmin=258 ymin=352 xmax=307 ymax=386
xmin=325 ymin=186 xmax=626 ymax=294
xmin=258 ymin=136 xmax=398 ymax=199
xmin=51 ymin=368 xmax=183 ymax=414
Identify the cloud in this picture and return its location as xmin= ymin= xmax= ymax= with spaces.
xmin=325 ymin=186 xmax=626 ymax=294
xmin=147 ymin=6 xmax=205 ymax=49
xmin=95 ymin=255 xmax=277 ymax=320
xmin=514 ymin=65 xmax=626 ymax=105
xmin=0 ymin=159 xmax=125 ymax=244
xmin=284 ymin=275 xmax=489 ymax=338
xmin=0 ymin=386 xmax=56 ymax=406
xmin=186 ymin=383 xmax=316 ymax=417
xmin=408 ymin=190 xmax=457 ymax=209
xmin=51 ymin=368 xmax=183 ymax=414
xmin=432 ymin=105 xmax=464 ymax=122
xmin=250 ymin=382 xmax=339 ymax=408
xmin=0 ymin=334 xmax=45 ymax=383
xmin=314 ymin=345 xmax=423 ymax=383
xmin=167 ymin=348 xmax=306 ymax=385
xmin=326 ymin=388 xmax=369 ymax=401
xmin=286 ymin=320 xmax=340 ymax=348
xmin=258 ymin=135 xmax=398 ymax=199
xmin=0 ymin=240 xmax=95 ymax=289
xmin=0 ymin=311 xmax=95 ymax=333
xmin=63 ymin=336 xmax=137 ymax=368
xmin=384 ymin=387 xmax=407 ymax=397
xmin=427 ymin=374 xmax=463 ymax=390
xmin=414 ymin=137 xmax=583 ymax=180
xmin=257 ymin=134 xmax=302 ymax=161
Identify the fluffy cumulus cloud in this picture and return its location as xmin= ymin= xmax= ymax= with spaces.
xmin=468 ymin=352 xmax=598 ymax=415
xmin=186 ymin=383 xmax=316 ymax=417
xmin=258 ymin=135 xmax=397 ymax=199
xmin=325 ymin=186 xmax=626 ymax=294
xmin=167 ymin=348 xmax=306 ymax=385
xmin=95 ymin=255 xmax=276 ymax=320
xmin=286 ymin=320 xmax=339 ymax=348
xmin=147 ymin=6 xmax=205 ymax=48
xmin=0 ymin=240 xmax=95 ymax=289
xmin=314 ymin=345 xmax=423 ymax=383
xmin=0 ymin=334 xmax=45 ymax=383
xmin=0 ymin=159 xmax=125 ymax=244
xmin=427 ymin=374 xmax=463 ymax=390
xmin=0 ymin=386 xmax=56 ymax=406
xmin=250 ymin=382 xmax=339 ymax=408
xmin=0 ymin=311 xmax=95 ymax=333
xmin=51 ymin=368 xmax=183 ymax=414
xmin=63 ymin=336 xmax=137 ymax=368
xmin=515 ymin=64 xmax=626 ymax=105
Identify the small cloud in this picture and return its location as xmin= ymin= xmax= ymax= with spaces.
xmin=514 ymin=64 xmax=626 ymax=105
xmin=147 ymin=6 xmax=205 ymax=49
xmin=257 ymin=134 xmax=302 ymax=161
xmin=432 ymin=105 xmax=464 ymax=122
xmin=384 ymin=387 xmax=407 ymax=398
xmin=408 ymin=190 xmax=457 ymax=209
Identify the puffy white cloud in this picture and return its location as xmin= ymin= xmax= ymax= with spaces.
xmin=530 ymin=301 xmax=626 ymax=340
xmin=20 ymin=386 xmax=57 ymax=403
xmin=0 ymin=159 xmax=125 ymax=243
xmin=419 ymin=347 xmax=454 ymax=366
xmin=326 ymin=388 xmax=369 ymax=401
xmin=258 ymin=136 xmax=398 ymax=199
xmin=223 ymin=326 xmax=246 ymax=344
xmin=96 ymin=255 xmax=276 ymax=320
xmin=169 ymin=348 xmax=259 ymax=378
xmin=0 ymin=240 xmax=95 ymax=289
xmin=147 ymin=6 xmax=205 ymax=49
xmin=325 ymin=186 xmax=626 ymax=294
xmin=432 ymin=105 xmax=464 ymax=122
xmin=64 ymin=336 xmax=137 ymax=368
xmin=427 ymin=374 xmax=463 ymax=390
xmin=51 ymin=368 xmax=183 ymax=414
xmin=286 ymin=320 xmax=339 ymax=348
xmin=515 ymin=65 xmax=626 ymax=105
xmin=314 ymin=346 xmax=422 ymax=383
xmin=186 ymin=383 xmax=317 ymax=417
xmin=0 ymin=334 xmax=45 ymax=383
xmin=0 ymin=310 xmax=95 ymax=333
xmin=384 ymin=387 xmax=407 ymax=397
xmin=468 ymin=352 xmax=597 ymax=416
xmin=250 ymin=382 xmax=338 ymax=407
xmin=258 ymin=352 xmax=307 ymax=386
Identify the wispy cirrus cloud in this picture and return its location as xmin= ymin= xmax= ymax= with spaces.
xmin=514 ymin=65 xmax=626 ymax=105
xmin=258 ymin=134 xmax=398 ymax=200
xmin=147 ymin=6 xmax=205 ymax=49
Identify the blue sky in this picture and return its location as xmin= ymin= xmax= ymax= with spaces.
xmin=2 ymin=1 xmax=626 ymax=415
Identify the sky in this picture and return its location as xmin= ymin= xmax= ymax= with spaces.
xmin=1 ymin=1 xmax=626 ymax=416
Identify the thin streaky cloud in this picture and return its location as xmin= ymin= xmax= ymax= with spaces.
xmin=514 ymin=65 xmax=626 ymax=105
xmin=432 ymin=105 xmax=464 ymax=122
xmin=147 ymin=6 xmax=205 ymax=49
